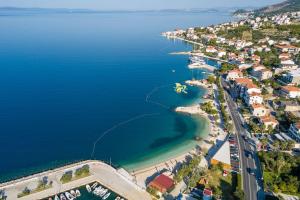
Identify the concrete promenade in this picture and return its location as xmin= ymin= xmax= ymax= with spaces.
xmin=0 ymin=160 xmax=151 ymax=200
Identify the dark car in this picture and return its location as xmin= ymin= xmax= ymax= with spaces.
xmin=248 ymin=168 xmax=256 ymax=176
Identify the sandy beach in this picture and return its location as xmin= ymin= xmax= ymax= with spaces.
xmin=131 ymin=103 xmax=228 ymax=189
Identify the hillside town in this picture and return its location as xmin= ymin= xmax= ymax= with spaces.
xmin=2 ymin=7 xmax=300 ymax=200
xmin=156 ymin=10 xmax=300 ymax=200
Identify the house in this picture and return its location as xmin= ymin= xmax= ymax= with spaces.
xmin=232 ymin=78 xmax=261 ymax=101
xmin=275 ymin=61 xmax=298 ymax=74
xmin=283 ymin=68 xmax=300 ymax=85
xmin=245 ymin=93 xmax=263 ymax=105
xmin=251 ymin=54 xmax=261 ymax=63
xmin=226 ymin=69 xmax=243 ymax=81
xmin=210 ymin=141 xmax=231 ymax=171
xmin=250 ymin=104 xmax=269 ymax=117
xmin=218 ymin=50 xmax=226 ymax=58
xmin=251 ymin=65 xmax=273 ymax=81
xmin=279 ymin=53 xmax=291 ymax=60
xmin=252 ymin=68 xmax=273 ymax=81
xmin=259 ymin=116 xmax=279 ymax=130
xmin=282 ymin=101 xmax=300 ymax=112
xmin=288 ymin=122 xmax=300 ymax=142
xmin=206 ymin=46 xmax=217 ymax=53
xmin=148 ymin=174 xmax=175 ymax=194
xmin=281 ymin=86 xmax=300 ymax=98
xmin=275 ymin=44 xmax=299 ymax=54
xmin=238 ymin=63 xmax=252 ymax=70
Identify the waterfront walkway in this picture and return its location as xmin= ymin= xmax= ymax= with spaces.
xmin=0 ymin=160 xmax=151 ymax=200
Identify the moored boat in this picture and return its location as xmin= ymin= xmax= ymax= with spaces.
xmin=75 ymin=189 xmax=81 ymax=197
xmin=54 ymin=195 xmax=60 ymax=200
xmin=103 ymin=192 xmax=111 ymax=200
xmin=91 ymin=182 xmax=98 ymax=189
xmin=100 ymin=189 xmax=108 ymax=197
xmin=86 ymin=184 xmax=91 ymax=193
xmin=65 ymin=192 xmax=75 ymax=200
xmin=70 ymin=190 xmax=76 ymax=197
xmin=60 ymin=194 xmax=67 ymax=200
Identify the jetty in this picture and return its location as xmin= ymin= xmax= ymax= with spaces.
xmin=188 ymin=63 xmax=215 ymax=71
xmin=0 ymin=160 xmax=151 ymax=200
xmin=185 ymin=80 xmax=209 ymax=89
xmin=175 ymin=105 xmax=206 ymax=115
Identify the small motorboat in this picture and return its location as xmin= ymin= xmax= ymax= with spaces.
xmin=65 ymin=192 xmax=75 ymax=200
xmin=115 ymin=197 xmax=120 ymax=200
xmin=75 ymin=189 xmax=81 ymax=197
xmin=103 ymin=192 xmax=111 ymax=200
xmin=91 ymin=182 xmax=98 ymax=189
xmin=70 ymin=190 xmax=76 ymax=197
xmin=100 ymin=189 xmax=108 ymax=197
xmin=86 ymin=184 xmax=91 ymax=193
xmin=60 ymin=194 xmax=67 ymax=200
xmin=54 ymin=195 xmax=60 ymax=200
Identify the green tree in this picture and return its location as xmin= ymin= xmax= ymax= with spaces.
xmin=234 ymin=188 xmax=245 ymax=200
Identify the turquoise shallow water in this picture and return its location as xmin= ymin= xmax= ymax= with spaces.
xmin=0 ymin=10 xmax=232 ymax=182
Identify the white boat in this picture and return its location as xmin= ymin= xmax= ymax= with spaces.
xmin=115 ymin=197 xmax=120 ymax=200
xmin=70 ymin=190 xmax=76 ymax=197
xmin=103 ymin=192 xmax=111 ymax=200
xmin=91 ymin=182 xmax=98 ymax=189
xmin=86 ymin=185 xmax=91 ymax=193
xmin=75 ymin=190 xmax=81 ymax=197
xmin=54 ymin=195 xmax=60 ymax=200
xmin=60 ymin=194 xmax=67 ymax=200
xmin=93 ymin=186 xmax=102 ymax=196
xmin=100 ymin=189 xmax=108 ymax=197
xmin=65 ymin=192 xmax=75 ymax=200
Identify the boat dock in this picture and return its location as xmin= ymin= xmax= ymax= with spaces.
xmin=0 ymin=160 xmax=151 ymax=200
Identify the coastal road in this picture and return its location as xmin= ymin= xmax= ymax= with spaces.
xmin=221 ymin=78 xmax=263 ymax=200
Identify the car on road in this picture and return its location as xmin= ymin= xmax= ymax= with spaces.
xmin=248 ymin=168 xmax=256 ymax=176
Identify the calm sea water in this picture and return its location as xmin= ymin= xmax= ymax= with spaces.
xmin=0 ymin=10 xmax=232 ymax=181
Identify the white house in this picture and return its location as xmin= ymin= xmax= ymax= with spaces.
xmin=226 ymin=69 xmax=243 ymax=81
xmin=250 ymin=104 xmax=269 ymax=117
xmin=288 ymin=122 xmax=300 ymax=142
xmin=281 ymin=86 xmax=300 ymax=98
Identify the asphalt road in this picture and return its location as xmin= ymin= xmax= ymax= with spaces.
xmin=221 ymin=78 xmax=264 ymax=200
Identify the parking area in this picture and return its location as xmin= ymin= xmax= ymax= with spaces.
xmin=228 ymin=134 xmax=240 ymax=173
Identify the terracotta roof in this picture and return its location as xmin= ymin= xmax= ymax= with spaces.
xmin=279 ymin=53 xmax=290 ymax=57
xmin=251 ymin=103 xmax=264 ymax=109
xmin=260 ymin=116 xmax=278 ymax=124
xmin=149 ymin=174 xmax=174 ymax=191
xmin=276 ymin=44 xmax=298 ymax=49
xmin=235 ymin=78 xmax=253 ymax=85
xmin=249 ymin=92 xmax=262 ymax=97
xmin=245 ymin=83 xmax=259 ymax=89
xmin=282 ymin=86 xmax=300 ymax=92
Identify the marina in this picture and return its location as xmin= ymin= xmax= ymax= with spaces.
xmin=0 ymin=161 xmax=151 ymax=200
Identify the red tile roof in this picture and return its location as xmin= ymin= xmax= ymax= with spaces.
xmin=282 ymin=86 xmax=300 ymax=92
xmin=149 ymin=174 xmax=174 ymax=192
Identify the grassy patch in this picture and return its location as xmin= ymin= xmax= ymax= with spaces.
xmin=17 ymin=185 xmax=52 ymax=198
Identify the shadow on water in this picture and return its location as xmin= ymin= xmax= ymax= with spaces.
xmin=149 ymin=116 xmax=189 ymax=149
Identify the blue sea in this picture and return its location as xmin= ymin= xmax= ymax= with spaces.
xmin=0 ymin=10 xmax=232 ymax=182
